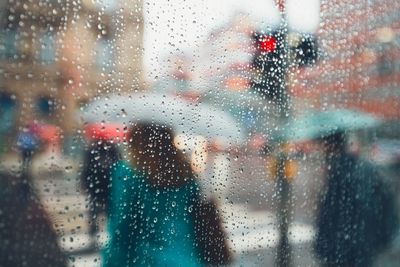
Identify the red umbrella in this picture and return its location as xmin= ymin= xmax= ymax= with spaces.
xmin=27 ymin=123 xmax=62 ymax=153
xmin=37 ymin=124 xmax=60 ymax=143
xmin=83 ymin=123 xmax=126 ymax=142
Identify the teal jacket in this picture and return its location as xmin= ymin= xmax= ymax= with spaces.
xmin=102 ymin=161 xmax=203 ymax=267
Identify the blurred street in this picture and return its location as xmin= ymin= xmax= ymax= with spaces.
xmin=1 ymin=150 xmax=316 ymax=266
xmin=1 ymin=0 xmax=400 ymax=266
xmin=1 ymin=149 xmax=399 ymax=266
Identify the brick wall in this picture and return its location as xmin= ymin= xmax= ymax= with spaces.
xmin=291 ymin=0 xmax=400 ymax=119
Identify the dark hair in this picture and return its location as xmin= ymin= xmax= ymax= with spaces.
xmin=321 ymin=131 xmax=347 ymax=152
xmin=83 ymin=141 xmax=121 ymax=169
xmin=128 ymin=123 xmax=193 ymax=187
xmin=81 ymin=141 xmax=121 ymax=211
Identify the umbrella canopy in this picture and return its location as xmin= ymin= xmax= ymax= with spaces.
xmin=83 ymin=123 xmax=126 ymax=142
xmin=79 ymin=92 xmax=246 ymax=146
xmin=280 ymin=108 xmax=381 ymax=142
xmin=200 ymin=89 xmax=280 ymax=133
xmin=35 ymin=124 xmax=60 ymax=143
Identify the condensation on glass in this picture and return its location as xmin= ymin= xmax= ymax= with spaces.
xmin=0 ymin=0 xmax=399 ymax=266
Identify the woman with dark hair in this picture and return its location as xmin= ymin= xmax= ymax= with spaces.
xmin=102 ymin=123 xmax=204 ymax=267
xmin=81 ymin=141 xmax=120 ymax=245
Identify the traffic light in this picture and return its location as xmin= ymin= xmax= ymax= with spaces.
xmin=293 ymin=34 xmax=318 ymax=67
xmin=250 ymin=30 xmax=286 ymax=101
xmin=250 ymin=31 xmax=318 ymax=100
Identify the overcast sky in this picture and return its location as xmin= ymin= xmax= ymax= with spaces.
xmin=143 ymin=0 xmax=320 ymax=77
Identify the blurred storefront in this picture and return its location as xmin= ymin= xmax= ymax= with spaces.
xmin=0 ymin=0 xmax=145 ymax=153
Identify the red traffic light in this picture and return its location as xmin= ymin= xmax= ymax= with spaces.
xmin=258 ymin=35 xmax=277 ymax=53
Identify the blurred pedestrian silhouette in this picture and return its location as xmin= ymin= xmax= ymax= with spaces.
xmin=16 ymin=126 xmax=40 ymax=171
xmin=0 ymin=171 xmax=67 ymax=267
xmin=314 ymin=131 xmax=399 ymax=267
xmin=16 ymin=125 xmax=40 ymax=199
xmin=102 ymin=123 xmax=230 ymax=266
xmin=81 ymin=141 xmax=120 ymax=247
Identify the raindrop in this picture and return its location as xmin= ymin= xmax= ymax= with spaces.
xmin=65 ymin=166 xmax=73 ymax=173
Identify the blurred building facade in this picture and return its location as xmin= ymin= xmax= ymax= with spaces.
xmin=291 ymin=0 xmax=400 ymax=120
xmin=0 ymin=0 xmax=144 ymax=151
xmin=195 ymin=13 xmax=282 ymax=139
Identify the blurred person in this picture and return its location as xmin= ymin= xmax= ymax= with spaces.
xmin=0 ymin=171 xmax=67 ymax=267
xmin=15 ymin=124 xmax=40 ymax=199
xmin=102 ymin=123 xmax=230 ymax=267
xmin=16 ymin=125 xmax=40 ymax=173
xmin=314 ymin=131 xmax=399 ymax=267
xmin=81 ymin=141 xmax=120 ymax=247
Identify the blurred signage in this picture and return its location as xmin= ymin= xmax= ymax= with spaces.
xmin=224 ymin=76 xmax=249 ymax=91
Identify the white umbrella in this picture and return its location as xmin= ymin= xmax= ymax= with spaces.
xmin=79 ymin=92 xmax=246 ymax=145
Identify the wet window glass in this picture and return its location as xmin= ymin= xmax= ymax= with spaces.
xmin=0 ymin=0 xmax=399 ymax=266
